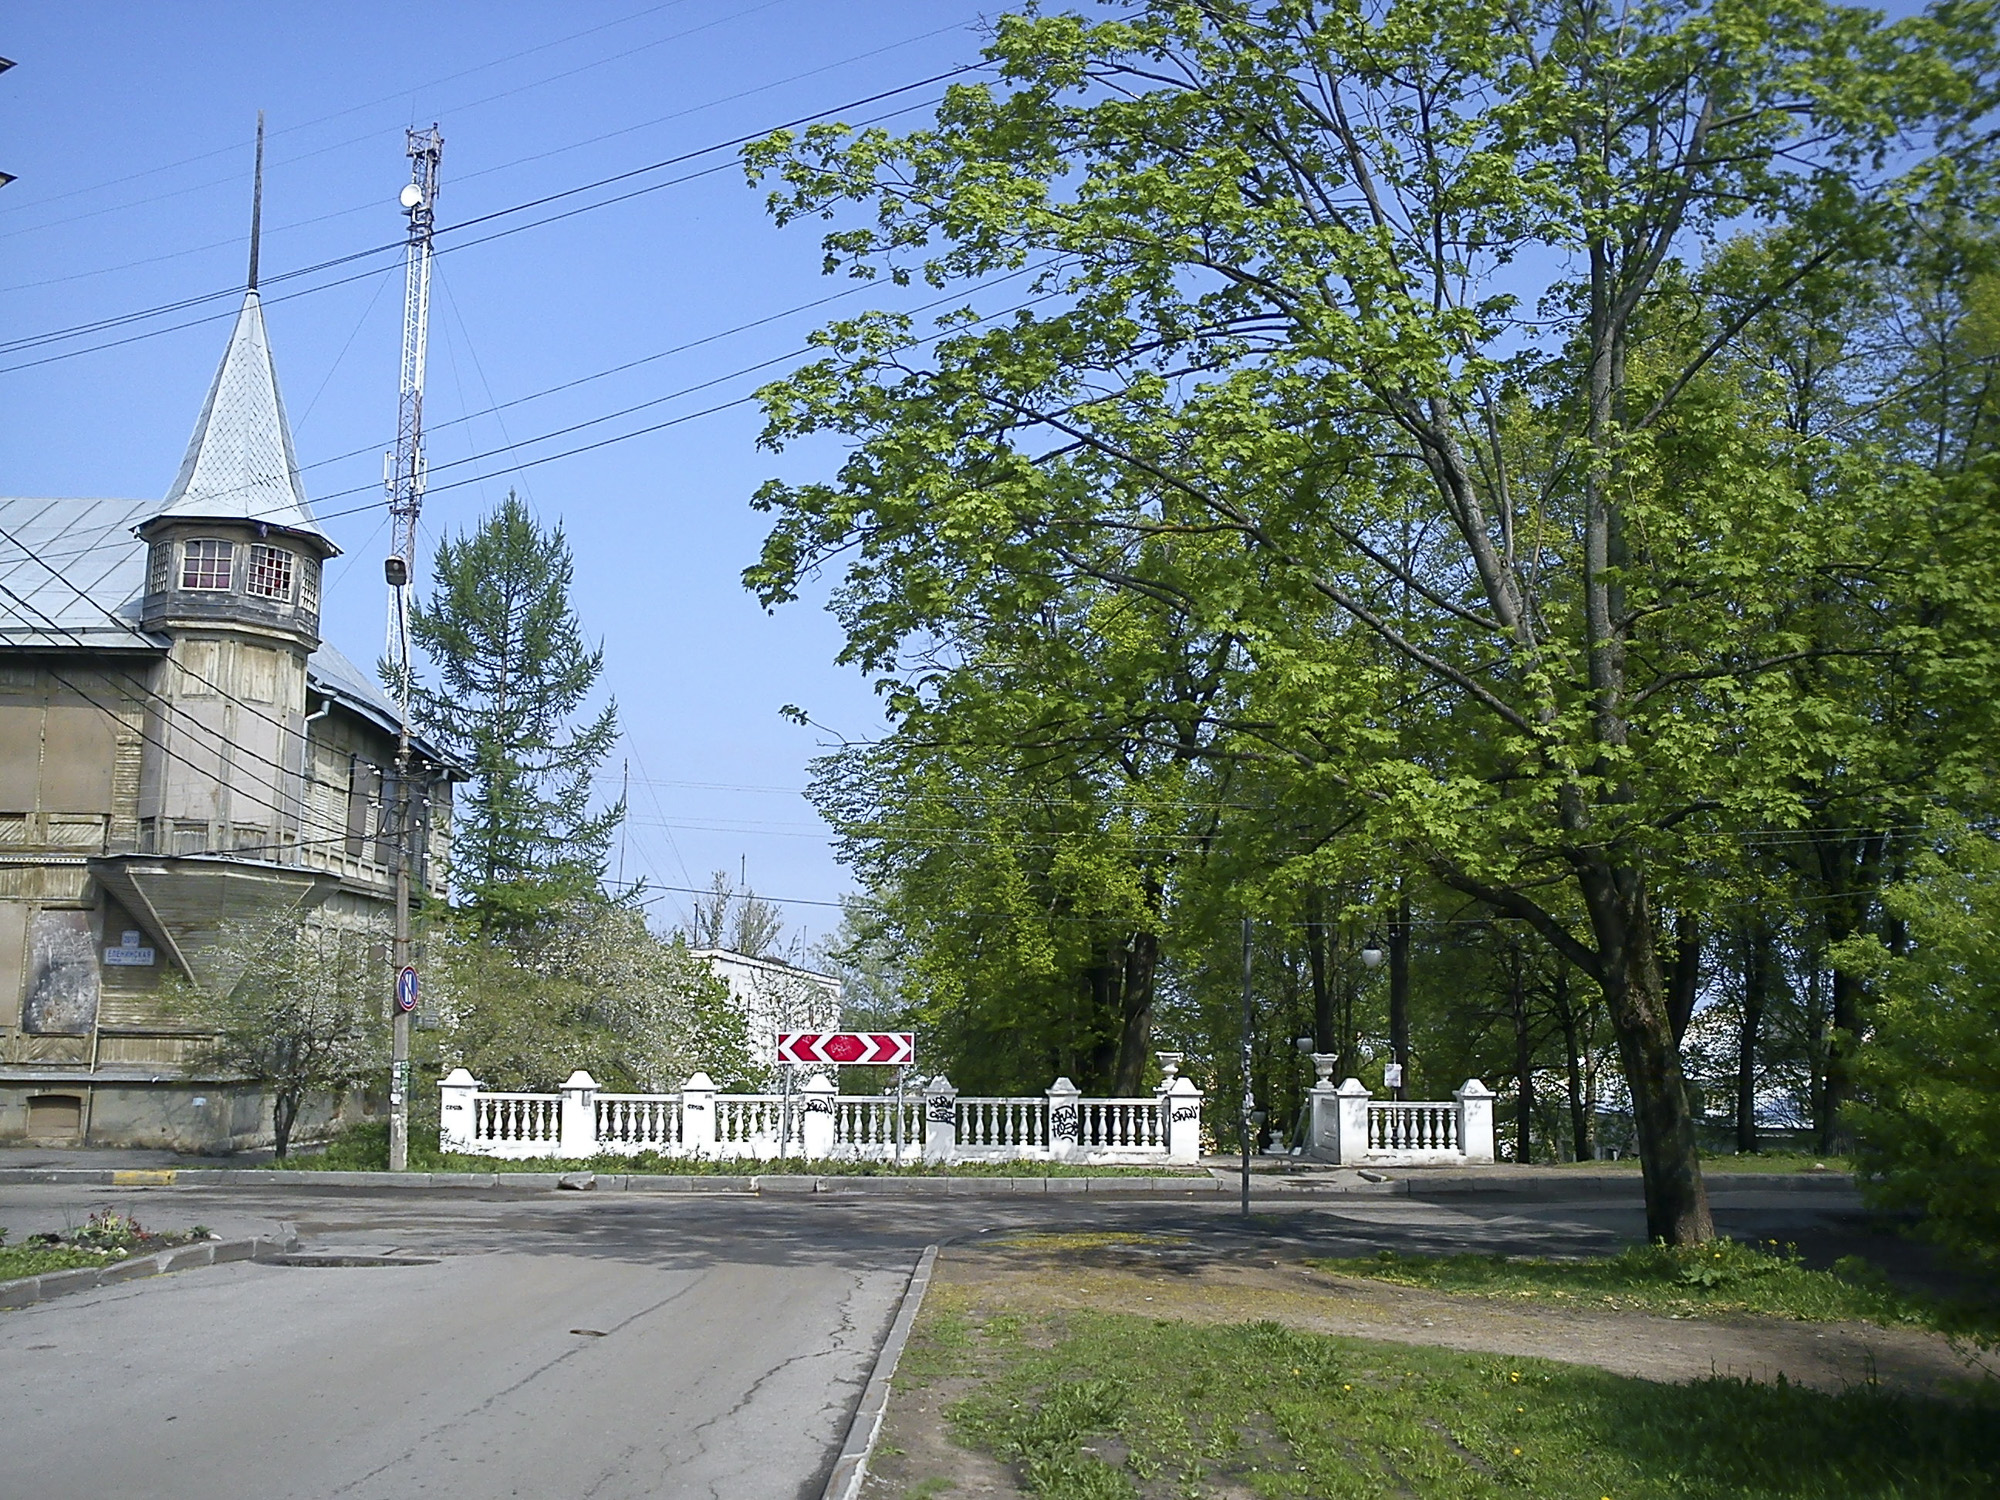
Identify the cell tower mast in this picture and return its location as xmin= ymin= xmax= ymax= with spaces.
xmin=385 ymin=124 xmax=443 ymax=691
xmin=385 ymin=124 xmax=440 ymax=1177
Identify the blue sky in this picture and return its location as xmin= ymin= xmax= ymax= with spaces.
xmin=0 ymin=1 xmax=1001 ymax=943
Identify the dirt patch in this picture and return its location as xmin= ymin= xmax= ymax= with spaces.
xmin=944 ymin=1241 xmax=1995 ymax=1394
xmin=861 ymin=1237 xmax=1998 ymax=1498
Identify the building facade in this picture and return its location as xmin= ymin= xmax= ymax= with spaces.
xmin=0 ymin=288 xmax=453 ymax=1152
xmin=690 ymin=948 xmax=843 ymax=1078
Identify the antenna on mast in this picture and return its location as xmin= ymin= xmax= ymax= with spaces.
xmin=384 ymin=124 xmax=442 ymax=1178
xmin=385 ymin=123 xmax=443 ymax=707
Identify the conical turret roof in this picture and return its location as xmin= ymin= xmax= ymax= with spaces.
xmin=152 ymin=289 xmax=333 ymax=550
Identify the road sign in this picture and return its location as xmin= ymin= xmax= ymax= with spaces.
xmin=776 ymin=1032 xmax=914 ymax=1067
xmin=395 ymin=966 xmax=419 ymax=1014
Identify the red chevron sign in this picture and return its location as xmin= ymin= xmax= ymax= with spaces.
xmin=776 ymin=1032 xmax=914 ymax=1066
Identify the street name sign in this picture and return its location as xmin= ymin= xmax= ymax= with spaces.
xmin=776 ymin=1032 xmax=914 ymax=1066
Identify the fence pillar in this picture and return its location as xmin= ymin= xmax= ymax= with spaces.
xmin=559 ymin=1071 xmax=599 ymax=1158
xmin=922 ymin=1075 xmax=958 ymax=1164
xmin=1455 ymin=1078 xmax=1496 ymax=1164
xmin=1163 ymin=1076 xmax=1203 ymax=1163
xmin=1047 ymin=1076 xmax=1082 ymax=1163
xmin=800 ymin=1075 xmax=837 ymax=1160
xmin=1338 ymin=1078 xmax=1372 ymax=1162
xmin=680 ymin=1072 xmax=717 ymax=1157
xmin=439 ymin=1067 xmax=479 ymax=1153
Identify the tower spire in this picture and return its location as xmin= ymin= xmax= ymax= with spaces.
xmin=247 ymin=111 xmax=265 ymax=291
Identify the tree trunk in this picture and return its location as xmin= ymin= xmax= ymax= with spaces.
xmin=1111 ymin=930 xmax=1159 ymax=1095
xmin=1555 ymin=958 xmax=1592 ymax=1161
xmin=1820 ymin=962 xmax=1865 ymax=1154
xmin=1580 ymin=865 xmax=1714 ymax=1244
xmin=1304 ymin=890 xmax=1334 ymax=1054
xmin=1510 ymin=942 xmax=1533 ymax=1163
xmin=1735 ymin=922 xmax=1771 ymax=1155
xmin=1081 ymin=950 xmax=1122 ymax=1094
xmin=1388 ymin=892 xmax=1411 ymax=1099
xmin=273 ymin=1089 xmax=299 ymax=1158
xmin=1668 ymin=911 xmax=1700 ymax=1046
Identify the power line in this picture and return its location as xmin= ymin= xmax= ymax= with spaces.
xmin=0 ymin=66 xmax=983 ymax=368
xmin=0 ymin=15 xmax=979 ymax=296
xmin=0 ymin=0 xmax=705 ymax=220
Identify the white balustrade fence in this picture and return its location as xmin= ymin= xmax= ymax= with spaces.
xmin=595 ymin=1095 xmax=681 ymax=1154
xmin=1307 ymin=1075 xmax=1496 ymax=1167
xmin=438 ymin=1067 xmax=1205 ymax=1166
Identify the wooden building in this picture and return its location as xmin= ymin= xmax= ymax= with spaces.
xmin=0 ymin=287 xmax=454 ymax=1151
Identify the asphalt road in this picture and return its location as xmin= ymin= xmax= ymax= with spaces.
xmin=0 ymin=1176 xmax=1883 ymax=1500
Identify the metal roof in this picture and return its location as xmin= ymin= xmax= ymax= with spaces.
xmin=0 ymin=495 xmax=456 ymax=771
xmin=156 ymin=290 xmax=333 ymax=548
xmin=0 ymin=496 xmax=159 ymax=650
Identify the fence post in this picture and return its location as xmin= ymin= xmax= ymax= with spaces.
xmin=1047 ymin=1076 xmax=1082 ymax=1163
xmin=439 ymin=1067 xmax=479 ymax=1153
xmin=801 ymin=1075 xmax=837 ymax=1160
xmin=559 ymin=1071 xmax=599 ymax=1158
xmin=1334 ymin=1077 xmax=1372 ymax=1164
xmin=680 ymin=1072 xmax=717 ymax=1157
xmin=922 ymin=1075 xmax=958 ymax=1164
xmin=1455 ymin=1078 xmax=1496 ymax=1164
xmin=1306 ymin=1055 xmax=1340 ymax=1162
xmin=1163 ymin=1075 xmax=1203 ymax=1164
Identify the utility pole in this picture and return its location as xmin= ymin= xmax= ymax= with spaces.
xmin=386 ymin=125 xmax=442 ymax=1174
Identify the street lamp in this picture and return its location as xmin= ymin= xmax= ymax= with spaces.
xmin=1359 ymin=933 xmax=1385 ymax=969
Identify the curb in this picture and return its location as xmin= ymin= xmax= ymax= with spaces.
xmin=823 ymin=1243 xmax=939 ymax=1500
xmin=0 ymin=1166 xmax=1858 ymax=1198
xmin=0 ymin=1168 xmax=1232 ymax=1195
xmin=0 ymin=1233 xmax=298 ymax=1311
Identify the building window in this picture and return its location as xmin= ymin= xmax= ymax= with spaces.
xmin=181 ymin=539 xmax=233 ymax=591
xmin=147 ymin=543 xmax=171 ymax=594
xmin=299 ymin=556 xmax=321 ymax=614
xmin=247 ymin=543 xmax=294 ymax=601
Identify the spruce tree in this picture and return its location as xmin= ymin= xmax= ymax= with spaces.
xmin=409 ymin=493 xmax=621 ymax=928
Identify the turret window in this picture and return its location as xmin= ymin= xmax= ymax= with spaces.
xmin=181 ymin=539 xmax=233 ymax=591
xmin=299 ymin=556 xmax=321 ymax=614
xmin=247 ymin=543 xmax=295 ymax=601
xmin=147 ymin=543 xmax=171 ymax=594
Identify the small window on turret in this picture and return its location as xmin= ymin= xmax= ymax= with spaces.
xmin=247 ymin=544 xmax=295 ymax=601
xmin=147 ymin=543 xmax=171 ymax=594
xmin=182 ymin=539 xmax=233 ymax=591
xmin=299 ymin=556 xmax=321 ymax=614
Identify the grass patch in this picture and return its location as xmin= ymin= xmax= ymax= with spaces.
xmin=1307 ymin=1241 xmax=1928 ymax=1326
xmin=0 ymin=1244 xmax=123 ymax=1280
xmin=910 ymin=1294 xmax=1998 ymax=1498
xmin=0 ymin=1209 xmax=206 ymax=1284
xmin=272 ymin=1120 xmax=1195 ymax=1177
xmin=1550 ymin=1152 xmax=1855 ymax=1174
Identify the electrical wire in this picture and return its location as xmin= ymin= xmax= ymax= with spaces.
xmin=0 ymin=0 xmax=707 ymax=219
xmin=0 ymin=66 xmax=983 ymax=366
xmin=0 ymin=16 xmax=980 ymax=296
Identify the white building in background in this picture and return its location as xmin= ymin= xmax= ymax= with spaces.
xmin=691 ymin=948 xmax=842 ymax=1068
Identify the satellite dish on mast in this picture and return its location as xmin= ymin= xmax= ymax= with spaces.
xmin=399 ymin=182 xmax=424 ymax=209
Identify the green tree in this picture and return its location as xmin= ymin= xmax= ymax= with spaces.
xmin=745 ymin=0 xmax=1999 ymax=1242
xmin=1841 ymin=826 xmax=2000 ymax=1272
xmin=410 ymin=493 xmax=622 ymax=927
xmin=167 ymin=915 xmax=384 ymax=1157
xmin=429 ymin=904 xmax=752 ymax=1093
